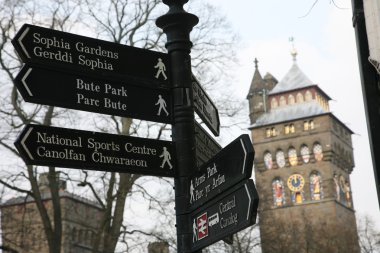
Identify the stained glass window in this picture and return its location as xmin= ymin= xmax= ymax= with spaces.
xmin=288 ymin=147 xmax=297 ymax=166
xmin=300 ymin=145 xmax=310 ymax=163
xmin=310 ymin=172 xmax=323 ymax=200
xmin=313 ymin=143 xmax=323 ymax=161
xmin=264 ymin=151 xmax=273 ymax=169
xmin=272 ymin=178 xmax=286 ymax=207
xmin=276 ymin=150 xmax=286 ymax=168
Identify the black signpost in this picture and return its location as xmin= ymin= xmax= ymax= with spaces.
xmin=190 ymin=179 xmax=259 ymax=252
xmin=194 ymin=122 xmax=221 ymax=167
xmin=12 ymin=24 xmax=170 ymax=88
xmin=192 ymin=75 xmax=220 ymax=136
xmin=11 ymin=2 xmax=259 ymax=252
xmin=15 ymin=65 xmax=172 ymax=124
xmin=189 ymin=134 xmax=254 ymax=211
xmin=14 ymin=124 xmax=175 ymax=177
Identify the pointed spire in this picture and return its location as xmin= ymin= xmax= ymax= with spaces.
xmin=247 ymin=57 xmax=265 ymax=99
xmin=289 ymin=36 xmax=297 ymax=62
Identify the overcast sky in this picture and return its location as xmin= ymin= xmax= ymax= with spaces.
xmin=204 ymin=0 xmax=380 ymax=226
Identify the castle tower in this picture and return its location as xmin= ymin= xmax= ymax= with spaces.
xmin=0 ymin=172 xmax=104 ymax=253
xmin=247 ymin=58 xmax=278 ymax=125
xmin=247 ymin=54 xmax=360 ymax=253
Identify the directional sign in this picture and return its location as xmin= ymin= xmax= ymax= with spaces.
xmin=194 ymin=122 xmax=221 ymax=167
xmin=15 ymin=65 xmax=172 ymax=124
xmin=189 ymin=134 xmax=254 ymax=211
xmin=192 ymin=75 xmax=220 ymax=136
xmin=190 ymin=179 xmax=259 ymax=252
xmin=15 ymin=124 xmax=175 ymax=177
xmin=12 ymin=24 xmax=170 ymax=88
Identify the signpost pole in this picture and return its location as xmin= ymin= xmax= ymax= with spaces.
xmin=156 ymin=1 xmax=198 ymax=253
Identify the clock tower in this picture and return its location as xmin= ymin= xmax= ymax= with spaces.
xmin=248 ymin=53 xmax=360 ymax=253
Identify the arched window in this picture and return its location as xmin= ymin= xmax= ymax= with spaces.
xmin=288 ymin=94 xmax=295 ymax=105
xmin=305 ymin=90 xmax=313 ymax=101
xmin=313 ymin=142 xmax=323 ymax=161
xmin=289 ymin=123 xmax=295 ymax=133
xmin=304 ymin=121 xmax=309 ymax=131
xmin=272 ymin=178 xmax=286 ymax=207
xmin=271 ymin=127 xmax=277 ymax=137
xmin=288 ymin=147 xmax=297 ymax=166
xmin=271 ymin=98 xmax=278 ymax=108
xmin=264 ymin=151 xmax=273 ymax=169
xmin=296 ymin=92 xmax=304 ymax=103
xmin=309 ymin=120 xmax=314 ymax=129
xmin=279 ymin=96 xmax=286 ymax=106
xmin=310 ymin=171 xmax=323 ymax=200
xmin=276 ymin=150 xmax=286 ymax=168
xmin=284 ymin=125 xmax=290 ymax=134
xmin=266 ymin=128 xmax=271 ymax=138
xmin=300 ymin=144 xmax=310 ymax=163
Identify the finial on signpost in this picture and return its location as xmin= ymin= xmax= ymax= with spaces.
xmin=156 ymin=1 xmax=198 ymax=51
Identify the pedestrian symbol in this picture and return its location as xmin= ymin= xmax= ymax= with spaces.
xmin=155 ymin=95 xmax=169 ymax=116
xmin=193 ymin=218 xmax=198 ymax=242
xmin=190 ymin=179 xmax=195 ymax=204
xmin=159 ymin=147 xmax=173 ymax=169
xmin=154 ymin=58 xmax=167 ymax=80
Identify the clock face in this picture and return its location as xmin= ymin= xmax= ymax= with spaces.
xmin=264 ymin=152 xmax=273 ymax=169
xmin=300 ymin=145 xmax=310 ymax=163
xmin=287 ymin=174 xmax=305 ymax=192
xmin=276 ymin=150 xmax=286 ymax=168
xmin=288 ymin=148 xmax=297 ymax=166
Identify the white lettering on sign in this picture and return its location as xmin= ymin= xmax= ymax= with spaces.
xmin=75 ymin=42 xmax=118 ymax=59
xmin=219 ymin=196 xmax=236 ymax=214
xmin=104 ymin=98 xmax=127 ymax=110
xmin=104 ymin=83 xmax=127 ymax=97
xmin=219 ymin=195 xmax=238 ymax=228
xmin=76 ymin=78 xmax=100 ymax=92
xmin=33 ymin=33 xmax=71 ymax=49
xmin=220 ymin=213 xmax=238 ymax=228
xmin=36 ymin=146 xmax=86 ymax=161
xmin=190 ymin=162 xmax=226 ymax=205
xmin=87 ymin=138 xmax=120 ymax=152
xmin=207 ymin=163 xmax=217 ymax=178
xmin=77 ymin=93 xmax=100 ymax=106
xmin=91 ymin=152 xmax=147 ymax=167
xmin=75 ymin=78 xmax=129 ymax=110
xmin=37 ymin=131 xmax=83 ymax=147
xmin=125 ymin=143 xmax=157 ymax=155
xmin=30 ymin=32 xmax=119 ymax=72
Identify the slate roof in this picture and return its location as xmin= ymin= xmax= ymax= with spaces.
xmin=249 ymin=100 xmax=327 ymax=128
xmin=269 ymin=63 xmax=313 ymax=95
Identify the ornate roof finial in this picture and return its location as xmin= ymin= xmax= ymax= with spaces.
xmin=289 ymin=36 xmax=297 ymax=62
xmin=254 ymin=58 xmax=259 ymax=70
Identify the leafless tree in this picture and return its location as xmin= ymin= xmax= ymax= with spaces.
xmin=357 ymin=215 xmax=380 ymax=253
xmin=0 ymin=0 xmax=239 ymax=252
